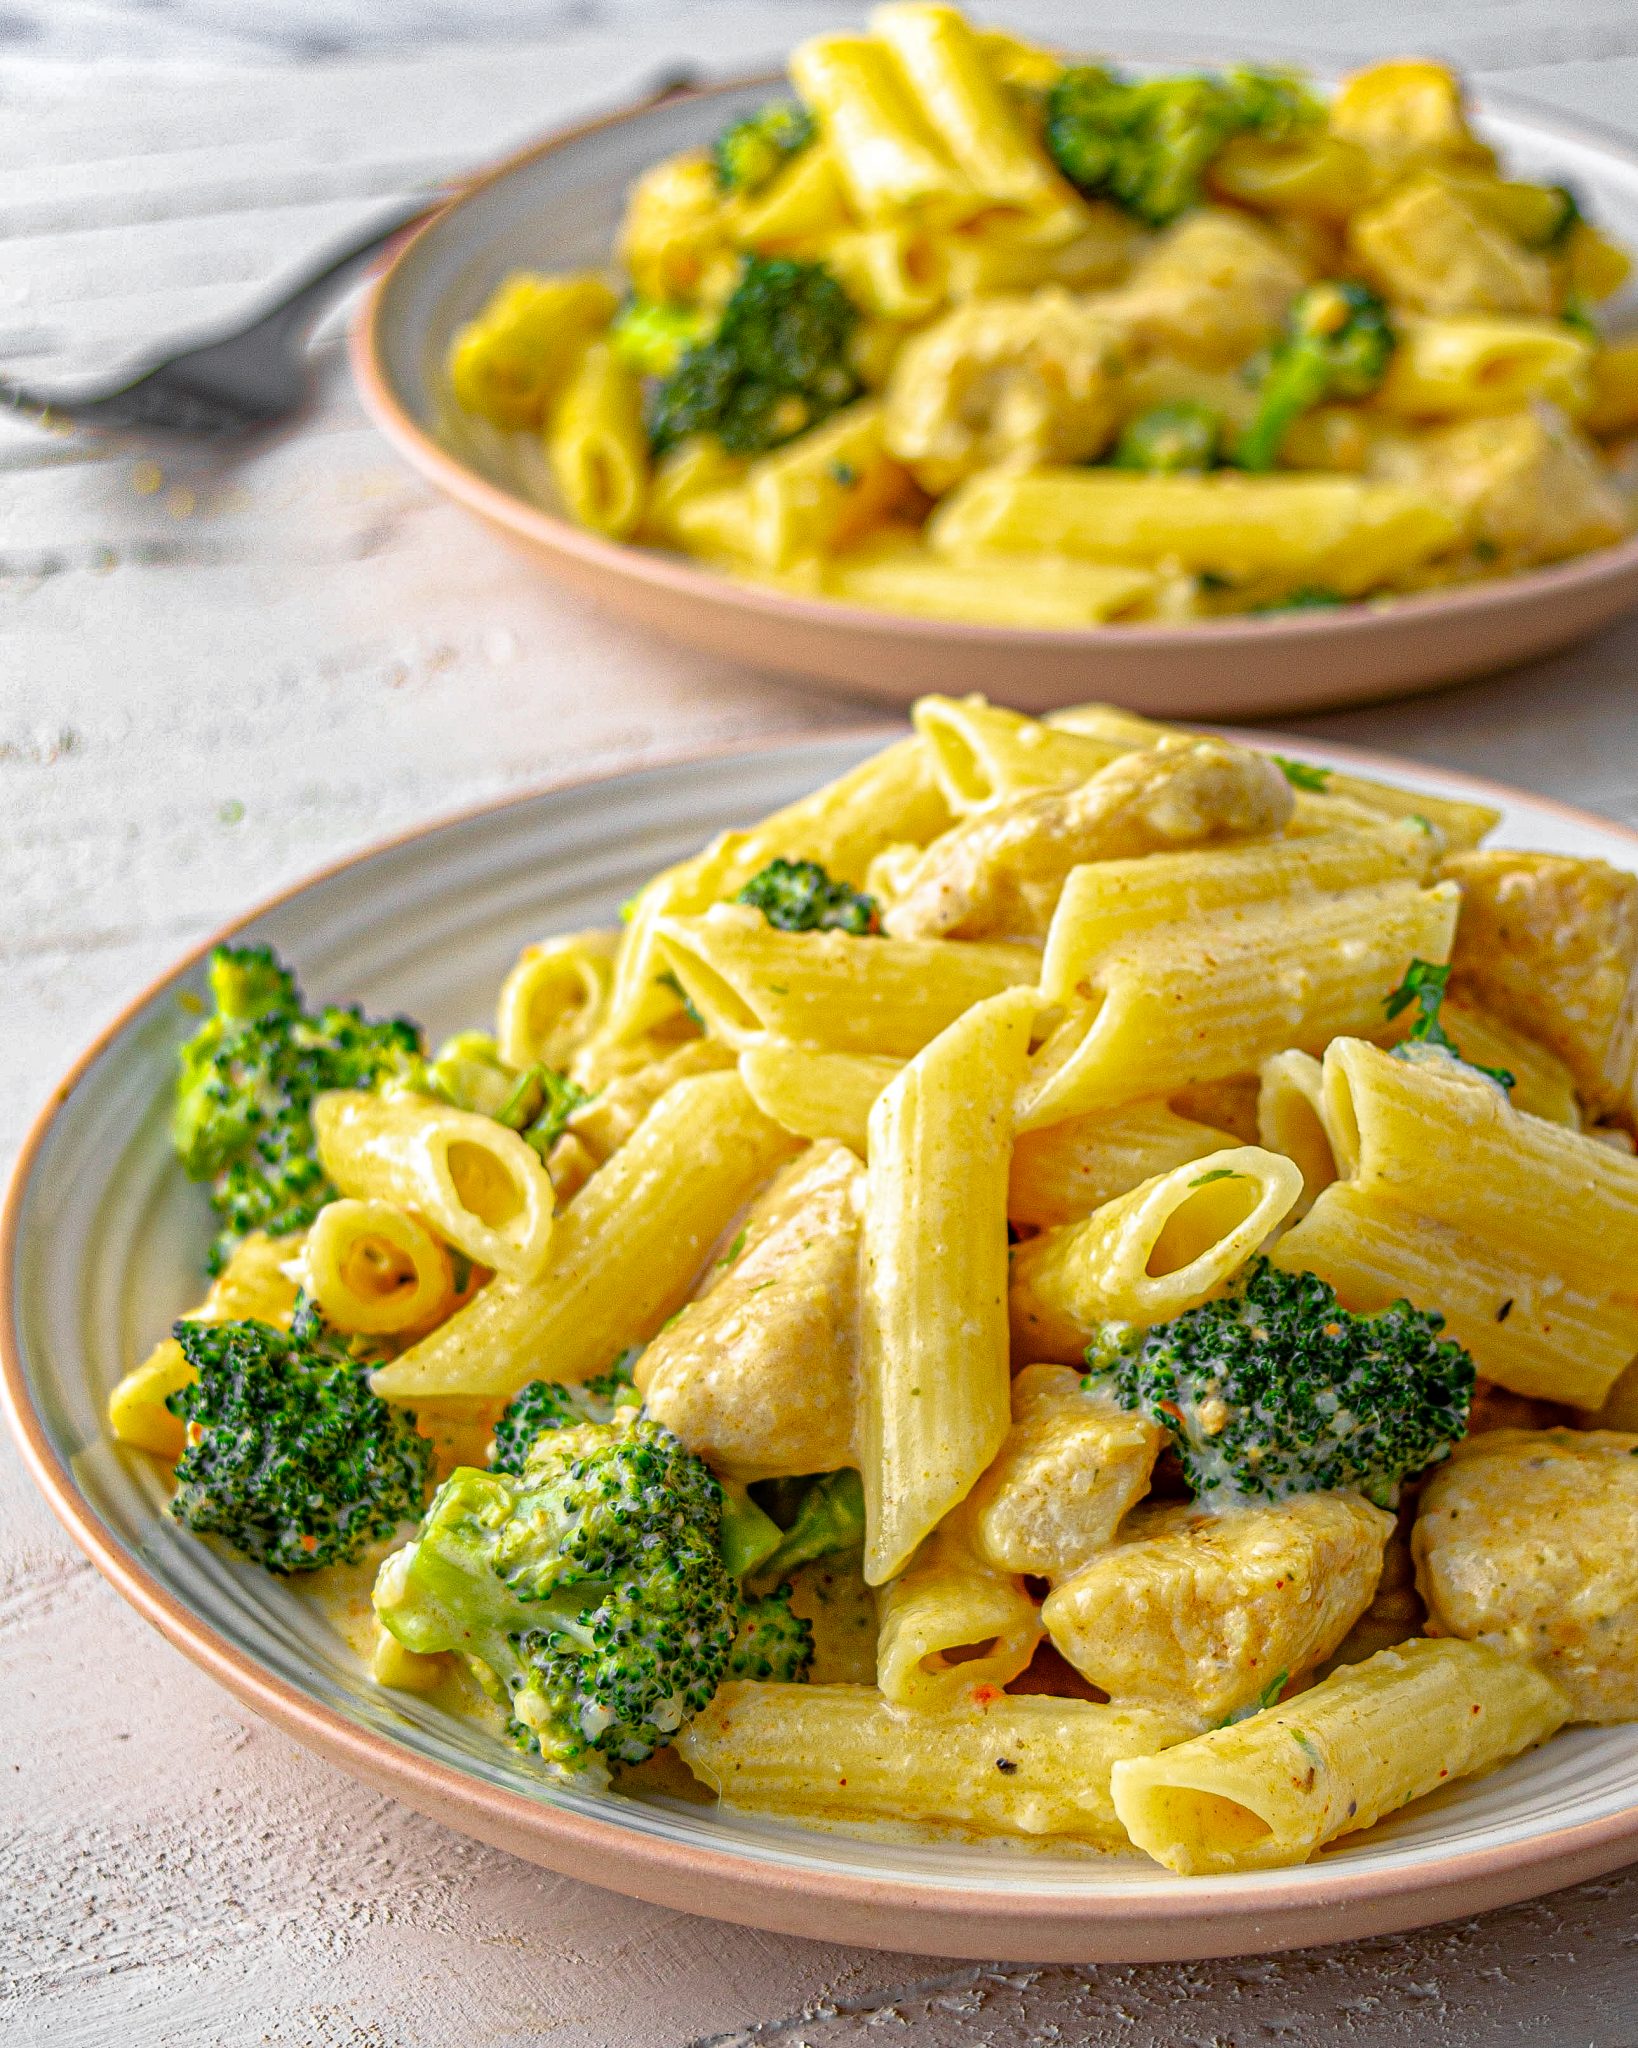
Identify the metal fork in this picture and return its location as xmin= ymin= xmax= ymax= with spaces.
xmin=0 ymin=196 xmax=442 ymax=438
xmin=1 ymin=68 xmax=703 ymax=441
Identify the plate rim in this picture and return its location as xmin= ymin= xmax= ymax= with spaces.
xmin=7 ymin=726 xmax=1638 ymax=1951
xmin=349 ymin=69 xmax=1638 ymax=660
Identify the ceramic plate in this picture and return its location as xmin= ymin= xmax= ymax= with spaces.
xmin=6 ymin=731 xmax=1638 ymax=1963
xmin=353 ymin=75 xmax=1638 ymax=719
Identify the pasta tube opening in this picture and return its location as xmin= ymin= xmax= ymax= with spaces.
xmin=1257 ymin=1050 xmax=1338 ymax=1213
xmin=496 ymin=932 xmax=617 ymax=1070
xmin=314 ymin=1091 xmax=556 ymax=1281
xmin=1009 ymin=1146 xmax=1303 ymax=1357
xmin=305 ymin=1199 xmax=455 ymax=1336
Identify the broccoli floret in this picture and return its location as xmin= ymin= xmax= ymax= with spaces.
xmin=1087 ymin=1257 xmax=1474 ymax=1509
xmin=712 ymin=101 xmax=816 ymax=195
xmin=488 ymin=1348 xmax=643 ymax=1475
xmin=1384 ymin=957 xmax=1515 ymax=1090
xmin=729 ymin=1583 xmax=814 ymax=1682
xmin=167 ymin=1302 xmax=432 ymax=1574
xmin=736 ymin=857 xmax=880 ymax=934
xmin=609 ymin=296 xmax=715 ymax=379
xmin=1113 ymin=401 xmax=1222 ymax=473
xmin=1045 ymin=64 xmax=1320 ymax=227
xmin=1236 ymin=282 xmax=1395 ymax=472
xmin=647 ymin=256 xmax=861 ymax=457
xmin=411 ymin=1029 xmax=589 ymax=1161
xmin=752 ymin=1468 xmax=866 ymax=1580
xmin=174 ymin=944 xmax=423 ymax=1272
xmin=373 ymin=1413 xmax=739 ymax=1774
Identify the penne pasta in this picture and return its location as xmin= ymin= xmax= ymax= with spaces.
xmin=819 ymin=537 xmax=1159 ymax=629
xmin=870 ymin=2 xmax=1076 ymax=219
xmin=876 ymin=1506 xmax=1042 ymax=1709
xmin=656 ymin=906 xmax=1037 ymax=1056
xmin=1375 ymin=315 xmax=1595 ymax=420
xmin=1319 ymin=1036 xmax=1638 ymax=1286
xmin=677 ymin=1681 xmax=1194 ymax=1841
xmin=495 ymin=928 xmax=620 ymax=1071
xmin=913 ymin=693 xmax=1136 ymax=813
xmin=927 ymin=468 xmax=1464 ymax=596
xmin=368 ymin=1071 xmax=796 ymax=1402
xmin=1270 ymin=1177 xmax=1638 ymax=1408
xmin=1008 ymin=1099 xmax=1237 ymax=1227
xmin=1009 ymin=1146 xmax=1304 ymax=1359
xmin=1256 ymin=1050 xmax=1337 ymax=1215
xmin=790 ymin=33 xmax=977 ymax=226
xmin=545 ymin=339 xmax=648 ymax=539
xmin=314 ymin=1090 xmax=556 ymax=1281
xmin=302 ymin=1199 xmax=455 ymax=1336
xmin=1110 ymin=1638 xmax=1570 ymax=1874
xmin=738 ymin=1041 xmax=903 ymax=1153
xmin=1017 ymin=880 xmax=1461 ymax=1128
xmin=603 ymin=735 xmax=951 ymax=1045
xmin=1039 ymin=819 xmax=1438 ymax=1004
xmin=859 ymin=986 xmax=1036 ymax=1583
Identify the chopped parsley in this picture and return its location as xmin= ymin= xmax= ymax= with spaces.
xmin=1384 ymin=958 xmax=1514 ymax=1090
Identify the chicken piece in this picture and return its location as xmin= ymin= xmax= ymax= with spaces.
xmin=882 ymin=737 xmax=1294 ymax=941
xmin=1091 ymin=210 xmax=1308 ymax=369
xmin=1350 ymin=173 xmax=1553 ymax=317
xmin=1386 ymin=410 xmax=1629 ymax=569
xmin=635 ymin=1139 xmax=861 ymax=1480
xmin=1042 ymin=1491 xmax=1394 ymax=1726
xmin=1443 ymin=848 xmax=1638 ymax=1125
xmin=882 ymin=287 xmax=1124 ymax=494
xmin=967 ymin=1364 xmax=1165 ymax=1580
xmin=1413 ymin=1429 xmax=1638 ymax=1722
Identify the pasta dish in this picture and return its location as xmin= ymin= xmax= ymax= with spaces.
xmin=436 ymin=6 xmax=1638 ymax=630
xmin=108 ymin=696 xmax=1638 ymax=1875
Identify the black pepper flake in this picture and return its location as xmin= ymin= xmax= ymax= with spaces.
xmin=996 ymin=1757 xmax=1018 ymax=1775
xmin=1496 ymin=1298 xmax=1514 ymax=1323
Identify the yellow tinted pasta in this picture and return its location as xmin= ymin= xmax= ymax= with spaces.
xmin=657 ymin=908 xmax=1037 ymax=1056
xmin=859 ymin=987 xmax=1036 ymax=1583
xmin=1039 ymin=820 xmax=1437 ymax=1004
xmin=545 ymin=340 xmax=648 ymax=539
xmin=737 ymin=1041 xmax=903 ymax=1153
xmin=790 ymin=33 xmax=975 ymax=223
xmin=929 ymin=469 xmax=1463 ymax=594
xmin=369 ymin=1071 xmax=795 ymax=1402
xmin=1110 ymin=1638 xmax=1569 ymax=1874
xmin=876 ymin=1508 xmax=1042 ymax=1709
xmin=1017 ymin=880 xmax=1460 ymax=1127
xmin=1009 ymin=1146 xmax=1304 ymax=1359
xmin=678 ymin=1682 xmax=1193 ymax=1840
xmin=303 ymin=1199 xmax=455 ymax=1337
xmin=314 ymin=1090 xmax=556 ymax=1281
xmin=913 ymin=694 xmax=1135 ymax=813
xmin=1008 ymin=1100 xmax=1237 ymax=1227
xmin=496 ymin=929 xmax=619 ymax=1070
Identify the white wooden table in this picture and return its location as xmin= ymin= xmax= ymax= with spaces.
xmin=5 ymin=6 xmax=1638 ymax=2043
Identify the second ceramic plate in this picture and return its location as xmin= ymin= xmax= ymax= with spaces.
xmin=353 ymin=76 xmax=1638 ymax=717
xmin=6 ymin=730 xmax=1638 ymax=1963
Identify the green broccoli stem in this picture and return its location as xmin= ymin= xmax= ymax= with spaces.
xmin=1234 ymin=350 xmax=1332 ymax=472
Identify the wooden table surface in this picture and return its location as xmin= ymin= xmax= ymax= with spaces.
xmin=5 ymin=5 xmax=1638 ymax=2043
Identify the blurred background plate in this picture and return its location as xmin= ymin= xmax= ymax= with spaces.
xmin=6 ymin=730 xmax=1638 ymax=1963
xmin=354 ymin=77 xmax=1638 ymax=718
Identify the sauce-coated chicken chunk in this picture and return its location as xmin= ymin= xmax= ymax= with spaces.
xmin=1413 ymin=1429 xmax=1638 ymax=1722
xmin=636 ymin=1139 xmax=862 ymax=1480
xmin=1042 ymin=1490 xmax=1393 ymax=1726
